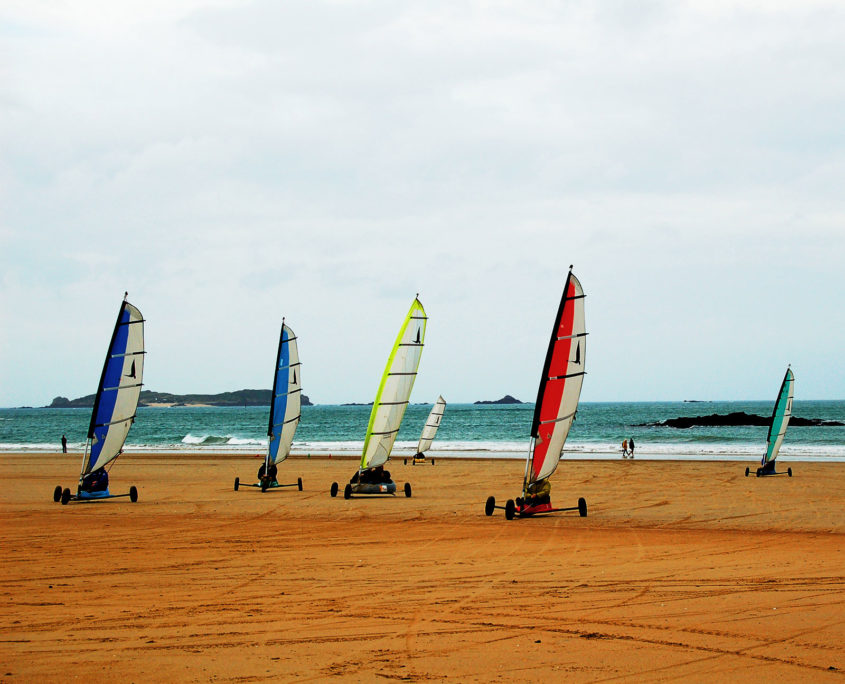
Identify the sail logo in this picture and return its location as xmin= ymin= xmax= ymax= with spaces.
xmin=126 ymin=360 xmax=136 ymax=378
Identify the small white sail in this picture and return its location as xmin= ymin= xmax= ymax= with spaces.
xmin=417 ymin=395 xmax=446 ymax=454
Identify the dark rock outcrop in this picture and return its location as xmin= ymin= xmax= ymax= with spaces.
xmin=474 ymin=395 xmax=523 ymax=405
xmin=643 ymin=411 xmax=843 ymax=428
xmin=47 ymin=390 xmax=314 ymax=408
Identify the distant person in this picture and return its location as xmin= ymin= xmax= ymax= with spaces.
xmin=629 ymin=437 xmax=635 ymax=459
xmin=61 ymin=434 xmax=67 ymax=453
xmin=622 ymin=439 xmax=629 ymax=459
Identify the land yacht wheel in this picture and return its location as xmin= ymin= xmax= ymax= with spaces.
xmin=431 ymin=459 xmax=435 ymax=465
xmin=234 ymin=477 xmax=240 ymax=491
xmin=404 ymin=458 xmax=407 ymax=465
xmin=504 ymin=499 xmax=516 ymax=520
xmin=53 ymin=485 xmax=62 ymax=502
xmin=330 ymin=482 xmax=338 ymax=497
xmin=260 ymin=479 xmax=269 ymax=492
xmin=404 ymin=482 xmax=412 ymax=498
xmin=485 ymin=496 xmax=495 ymax=516
xmin=297 ymin=477 xmax=303 ymax=491
xmin=745 ymin=467 xmax=750 ymax=477
xmin=788 ymin=468 xmax=793 ymax=477
xmin=129 ymin=486 xmax=138 ymax=502
xmin=61 ymin=488 xmax=71 ymax=505
xmin=578 ymin=497 xmax=587 ymax=517
xmin=344 ymin=484 xmax=352 ymax=500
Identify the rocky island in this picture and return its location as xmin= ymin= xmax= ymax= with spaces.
xmin=474 ymin=395 xmax=523 ymax=405
xmin=47 ymin=390 xmax=314 ymax=408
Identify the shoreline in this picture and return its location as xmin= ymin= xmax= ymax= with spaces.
xmin=4 ymin=448 xmax=844 ymax=463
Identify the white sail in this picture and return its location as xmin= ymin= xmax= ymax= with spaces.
xmin=267 ymin=323 xmax=301 ymax=466
xmin=85 ymin=300 xmax=145 ymax=475
xmin=361 ymin=298 xmax=427 ymax=469
xmin=417 ymin=395 xmax=446 ymax=454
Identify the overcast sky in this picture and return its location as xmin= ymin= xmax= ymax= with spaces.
xmin=1 ymin=0 xmax=843 ymax=407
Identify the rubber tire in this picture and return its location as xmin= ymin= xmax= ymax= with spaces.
xmin=745 ymin=467 xmax=750 ymax=477
xmin=404 ymin=482 xmax=412 ymax=498
xmin=515 ymin=497 xmax=524 ymax=508
xmin=344 ymin=484 xmax=352 ymax=500
xmin=53 ymin=485 xmax=62 ymax=502
xmin=578 ymin=497 xmax=587 ymax=517
xmin=431 ymin=459 xmax=435 ymax=466
xmin=234 ymin=477 xmax=240 ymax=491
xmin=298 ymin=477 xmax=303 ymax=491
xmin=788 ymin=467 xmax=792 ymax=477
xmin=485 ymin=496 xmax=495 ymax=516
xmin=330 ymin=482 xmax=338 ymax=497
xmin=404 ymin=458 xmax=407 ymax=465
xmin=505 ymin=499 xmax=516 ymax=520
xmin=61 ymin=488 xmax=71 ymax=505
xmin=756 ymin=468 xmax=762 ymax=477
xmin=129 ymin=485 xmax=138 ymax=502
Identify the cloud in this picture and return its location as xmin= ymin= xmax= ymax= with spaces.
xmin=1 ymin=0 xmax=843 ymax=405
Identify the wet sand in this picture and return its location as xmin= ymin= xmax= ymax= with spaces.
xmin=1 ymin=454 xmax=843 ymax=682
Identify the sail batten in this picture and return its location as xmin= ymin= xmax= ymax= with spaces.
xmin=83 ymin=299 xmax=145 ymax=475
xmin=526 ymin=271 xmax=587 ymax=485
xmin=267 ymin=323 xmax=301 ymax=466
xmin=361 ymin=298 xmax=427 ymax=470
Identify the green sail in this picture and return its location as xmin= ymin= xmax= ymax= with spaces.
xmin=763 ymin=367 xmax=794 ymax=464
xmin=360 ymin=298 xmax=427 ymax=470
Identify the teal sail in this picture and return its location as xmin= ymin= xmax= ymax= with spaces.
xmin=763 ymin=367 xmax=794 ymax=465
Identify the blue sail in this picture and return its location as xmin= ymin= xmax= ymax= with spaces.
xmin=267 ymin=323 xmax=301 ymax=465
xmin=85 ymin=299 xmax=145 ymax=474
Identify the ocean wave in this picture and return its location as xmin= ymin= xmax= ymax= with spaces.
xmin=181 ymin=434 xmax=268 ymax=446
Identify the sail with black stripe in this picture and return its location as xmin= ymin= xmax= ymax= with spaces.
xmin=763 ymin=367 xmax=794 ymax=465
xmin=417 ymin=395 xmax=446 ymax=454
xmin=83 ymin=295 xmax=145 ymax=475
xmin=267 ymin=321 xmax=301 ymax=467
xmin=361 ymin=298 xmax=427 ymax=469
xmin=526 ymin=269 xmax=586 ymax=486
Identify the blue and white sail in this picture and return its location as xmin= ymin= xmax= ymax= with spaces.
xmin=267 ymin=322 xmax=301 ymax=466
xmin=83 ymin=298 xmax=145 ymax=476
xmin=763 ymin=367 xmax=794 ymax=465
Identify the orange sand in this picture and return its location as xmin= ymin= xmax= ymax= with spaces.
xmin=1 ymin=454 xmax=843 ymax=682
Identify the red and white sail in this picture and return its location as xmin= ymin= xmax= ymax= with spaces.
xmin=528 ymin=271 xmax=586 ymax=484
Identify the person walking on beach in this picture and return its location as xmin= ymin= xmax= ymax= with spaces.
xmin=61 ymin=434 xmax=67 ymax=454
xmin=621 ymin=439 xmax=629 ymax=459
xmin=629 ymin=437 xmax=635 ymax=459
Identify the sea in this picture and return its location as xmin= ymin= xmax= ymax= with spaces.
xmin=1 ymin=401 xmax=844 ymax=462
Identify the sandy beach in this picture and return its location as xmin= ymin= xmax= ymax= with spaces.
xmin=1 ymin=453 xmax=843 ymax=682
